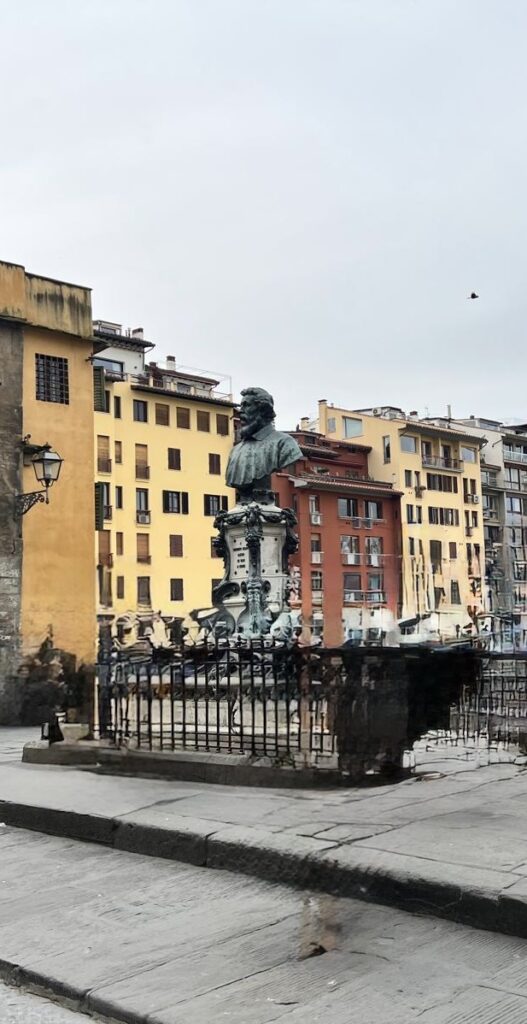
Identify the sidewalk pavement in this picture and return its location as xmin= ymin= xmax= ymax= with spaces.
xmin=2 ymin=729 xmax=527 ymax=938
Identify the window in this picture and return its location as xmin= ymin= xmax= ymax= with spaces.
xmin=327 ymin=417 xmax=336 ymax=433
xmin=421 ymin=440 xmax=432 ymax=459
xmin=428 ymin=507 xmax=459 ymax=526
xmin=311 ymin=571 xmax=323 ymax=591
xmin=451 ymin=581 xmax=461 ymax=604
xmin=426 ymin=473 xmax=458 ymax=493
xmin=507 ymin=496 xmax=522 ymax=514
xmin=366 ymin=536 xmax=383 ymax=565
xmin=368 ymin=573 xmax=383 ymax=593
xmin=93 ymin=366 xmax=106 ymax=411
xmin=136 ymin=488 xmax=149 ymax=512
xmin=338 ymin=497 xmax=358 ymax=518
xmin=197 ymin=410 xmax=210 ymax=432
xmin=204 ymin=494 xmax=228 ymax=516
xmin=209 ymin=453 xmax=221 ymax=475
xmin=407 ymin=504 xmax=415 ymax=524
xmin=211 ymin=537 xmax=220 ymax=558
xmin=434 ymin=587 xmax=445 ymax=609
xmin=216 ymin=413 xmax=229 ymax=436
xmin=168 ymin=448 xmax=181 ymax=470
xmin=115 ymin=485 xmax=123 ymax=509
xmin=135 ymin=443 xmax=149 ymax=479
xmin=169 ymin=578 xmax=184 ymax=602
xmin=340 ymin=535 xmax=359 ymax=555
xmin=401 ymin=435 xmax=417 ymax=453
xmin=116 ymin=576 xmax=124 ymax=600
xmin=94 ymin=482 xmax=104 ymax=530
xmin=116 ymin=532 xmax=124 ymax=556
xmin=163 ymin=490 xmax=189 ymax=514
xmin=343 ymin=573 xmax=361 ymax=598
xmin=93 ymin=356 xmax=124 ymax=375
xmin=416 ymin=506 xmax=423 ymax=524
xmin=103 ymin=390 xmax=110 ymax=413
xmin=35 ymin=354 xmax=69 ymax=404
xmin=409 ymin=537 xmax=415 ymax=556
xmin=137 ymin=577 xmax=151 ymax=605
xmin=97 ymin=435 xmax=111 ymax=473
xmin=114 ymin=396 xmax=121 ymax=419
xmin=366 ymin=500 xmax=383 ymax=520
xmin=170 ymin=535 xmax=183 ymax=557
xmin=133 ymin=399 xmax=148 ymax=422
xmin=449 ymin=541 xmax=457 ymax=560
xmin=383 ymin=436 xmax=391 ymax=463
xmin=137 ymin=533 xmax=150 ymax=563
xmin=461 ymin=446 xmax=476 ymax=463
xmin=176 ymin=406 xmax=190 ymax=429
xmin=155 ymin=403 xmax=170 ymax=426
xmin=342 ymin=416 xmax=362 ymax=438
xmin=430 ymin=540 xmax=442 ymax=572
xmin=405 ymin=470 xmax=412 ymax=487
xmin=115 ymin=440 xmax=122 ymax=464
xmin=472 ymin=511 xmax=478 ymax=528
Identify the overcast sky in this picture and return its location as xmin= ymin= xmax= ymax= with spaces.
xmin=1 ymin=0 xmax=526 ymax=426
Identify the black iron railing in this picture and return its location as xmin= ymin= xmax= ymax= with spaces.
xmin=97 ymin=643 xmax=527 ymax=779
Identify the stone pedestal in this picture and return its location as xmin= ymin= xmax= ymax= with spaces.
xmin=212 ymin=501 xmax=298 ymax=639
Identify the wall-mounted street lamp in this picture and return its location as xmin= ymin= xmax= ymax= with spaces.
xmin=14 ymin=442 xmax=64 ymax=518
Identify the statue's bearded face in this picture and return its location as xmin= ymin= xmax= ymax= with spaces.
xmin=239 ymin=394 xmax=273 ymax=439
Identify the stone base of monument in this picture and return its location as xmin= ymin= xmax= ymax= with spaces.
xmin=212 ymin=501 xmax=299 ymax=640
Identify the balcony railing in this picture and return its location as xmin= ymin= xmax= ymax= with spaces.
xmin=103 ymin=505 xmax=112 ymax=520
xmin=136 ymin=510 xmax=151 ymax=525
xmin=344 ymin=590 xmax=387 ymax=605
xmin=465 ymin=526 xmax=474 ymax=537
xmin=483 ymin=507 xmax=499 ymax=520
xmin=137 ymin=554 xmax=152 ymax=564
xmin=97 ymin=457 xmax=112 ymax=473
xmin=99 ymin=553 xmax=113 ymax=568
xmin=339 ymin=515 xmax=385 ymax=529
xmin=422 ymin=454 xmax=463 ymax=472
xmin=342 ymin=552 xmax=361 ymax=565
xmin=504 ymin=450 xmax=527 ymax=464
xmin=135 ymin=465 xmax=150 ymax=480
xmin=366 ymin=554 xmax=385 ymax=567
xmin=311 ymin=591 xmax=323 ymax=604
xmin=311 ymin=551 xmax=323 ymax=564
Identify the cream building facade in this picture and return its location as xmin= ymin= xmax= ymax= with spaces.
xmin=316 ymin=402 xmax=486 ymax=643
xmin=93 ymin=322 xmax=235 ymax=637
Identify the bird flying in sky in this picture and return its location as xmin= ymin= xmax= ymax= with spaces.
xmin=468 ymin=292 xmax=479 ymax=299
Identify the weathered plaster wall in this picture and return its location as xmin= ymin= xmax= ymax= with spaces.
xmin=0 ymin=321 xmax=23 ymax=722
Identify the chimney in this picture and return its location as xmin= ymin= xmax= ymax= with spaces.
xmin=131 ymin=327 xmax=144 ymax=340
xmin=166 ymin=355 xmax=176 ymax=369
xmin=300 ymin=417 xmax=310 ymax=430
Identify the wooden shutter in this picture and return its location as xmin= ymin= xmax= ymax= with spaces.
xmin=169 ymin=535 xmax=183 ymax=557
xmin=116 ymin=532 xmax=124 ymax=555
xmin=115 ymin=440 xmax=122 ymax=464
xmin=137 ymin=533 xmax=150 ymax=561
xmin=168 ymin=448 xmax=181 ymax=470
xmin=221 ymin=496 xmax=228 ymax=512
xmin=197 ymin=410 xmax=210 ymax=432
xmin=216 ymin=414 xmax=229 ymax=436
xmin=176 ymin=407 xmax=190 ymax=429
xmin=155 ymin=403 xmax=170 ymax=425
xmin=182 ymin=492 xmax=189 ymax=515
xmin=93 ymin=366 xmax=106 ymax=411
xmin=116 ymin=576 xmax=125 ymax=599
xmin=98 ymin=530 xmax=111 ymax=566
xmin=94 ymin=482 xmax=105 ymax=530
xmin=135 ymin=444 xmax=148 ymax=466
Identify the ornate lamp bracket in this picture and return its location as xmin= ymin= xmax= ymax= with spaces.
xmin=14 ymin=490 xmax=47 ymax=518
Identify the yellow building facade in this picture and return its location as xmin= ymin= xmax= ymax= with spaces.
xmin=0 ymin=260 xmax=97 ymax=721
xmin=93 ymin=326 xmax=235 ymax=635
xmin=317 ymin=402 xmax=486 ymax=642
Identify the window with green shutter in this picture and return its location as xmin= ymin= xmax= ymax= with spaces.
xmin=94 ymin=482 xmax=105 ymax=530
xmin=93 ymin=367 xmax=106 ymax=411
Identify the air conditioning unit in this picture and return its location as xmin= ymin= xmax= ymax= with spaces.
xmin=472 ymin=495 xmax=480 ymax=504
xmin=310 ymin=512 xmax=322 ymax=525
xmin=137 ymin=512 xmax=151 ymax=524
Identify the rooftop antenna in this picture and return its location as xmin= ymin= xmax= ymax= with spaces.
xmin=447 ymin=404 xmax=452 ymax=420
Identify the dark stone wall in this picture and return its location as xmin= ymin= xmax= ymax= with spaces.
xmin=0 ymin=321 xmax=23 ymax=722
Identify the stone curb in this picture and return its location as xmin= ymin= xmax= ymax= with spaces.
xmin=0 ymin=956 xmax=149 ymax=1024
xmin=1 ymin=798 xmax=527 ymax=944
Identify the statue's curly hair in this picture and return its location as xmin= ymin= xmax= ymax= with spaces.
xmin=240 ymin=387 xmax=275 ymax=424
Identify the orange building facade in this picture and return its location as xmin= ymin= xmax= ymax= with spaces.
xmin=273 ymin=431 xmax=402 ymax=646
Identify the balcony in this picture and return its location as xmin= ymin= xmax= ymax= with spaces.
xmin=103 ymin=505 xmax=112 ymax=520
xmin=342 ymin=552 xmax=361 ymax=565
xmin=464 ymin=494 xmax=480 ymax=505
xmin=135 ymin=465 xmax=150 ymax=480
xmin=136 ymin=510 xmax=151 ymax=525
xmin=366 ymin=554 xmax=385 ymax=567
xmin=483 ymin=507 xmax=499 ymax=520
xmin=422 ymin=454 xmax=463 ymax=472
xmin=504 ymin=450 xmax=527 ymax=464
xmin=465 ymin=526 xmax=473 ymax=537
xmin=339 ymin=515 xmax=385 ymax=529
xmin=311 ymin=591 xmax=323 ymax=604
xmin=311 ymin=551 xmax=323 ymax=564
xmin=343 ymin=590 xmax=387 ymax=605
xmin=310 ymin=511 xmax=323 ymax=526
xmin=98 ymin=552 xmax=113 ymax=568
xmin=137 ymin=554 xmax=152 ymax=564
xmin=97 ymin=457 xmax=112 ymax=473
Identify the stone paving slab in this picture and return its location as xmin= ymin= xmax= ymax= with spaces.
xmin=2 ymin=733 xmax=527 ymax=936
xmin=2 ymin=829 xmax=527 ymax=1024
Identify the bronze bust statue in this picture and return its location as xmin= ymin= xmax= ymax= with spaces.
xmin=226 ymin=387 xmax=302 ymax=503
